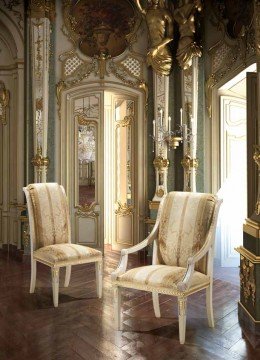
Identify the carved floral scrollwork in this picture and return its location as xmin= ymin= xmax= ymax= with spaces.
xmin=76 ymin=203 xmax=99 ymax=218
xmin=115 ymin=201 xmax=134 ymax=216
xmin=240 ymin=255 xmax=256 ymax=306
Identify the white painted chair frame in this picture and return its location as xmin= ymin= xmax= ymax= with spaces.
xmin=23 ymin=186 xmax=103 ymax=307
xmin=111 ymin=195 xmax=223 ymax=344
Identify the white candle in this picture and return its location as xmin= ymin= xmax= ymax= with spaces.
xmin=168 ymin=116 xmax=171 ymax=131
xmin=153 ymin=120 xmax=155 ymax=137
xmin=180 ymin=108 xmax=183 ymax=126
xmin=160 ymin=108 xmax=163 ymax=126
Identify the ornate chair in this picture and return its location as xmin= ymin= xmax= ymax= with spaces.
xmin=23 ymin=183 xmax=103 ymax=307
xmin=111 ymin=191 xmax=222 ymax=344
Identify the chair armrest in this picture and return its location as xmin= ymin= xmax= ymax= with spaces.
xmin=121 ymin=222 xmax=159 ymax=255
xmin=111 ymin=222 xmax=159 ymax=281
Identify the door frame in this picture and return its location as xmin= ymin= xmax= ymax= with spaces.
xmin=58 ymin=81 xmax=147 ymax=252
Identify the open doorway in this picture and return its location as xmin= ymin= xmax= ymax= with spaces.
xmin=215 ymin=63 xmax=256 ymax=268
xmin=61 ymin=85 xmax=146 ymax=255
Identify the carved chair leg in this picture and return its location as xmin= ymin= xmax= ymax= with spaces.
xmin=95 ymin=261 xmax=103 ymax=298
xmin=152 ymin=292 xmax=161 ymax=318
xmin=114 ymin=286 xmax=122 ymax=330
xmin=52 ymin=267 xmax=60 ymax=307
xmin=178 ymin=297 xmax=187 ymax=345
xmin=64 ymin=265 xmax=71 ymax=287
xmin=206 ymin=282 xmax=214 ymax=328
xmin=30 ymin=259 xmax=37 ymax=294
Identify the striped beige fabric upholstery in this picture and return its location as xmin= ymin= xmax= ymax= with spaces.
xmin=116 ymin=265 xmax=209 ymax=293
xmin=34 ymin=243 xmax=102 ymax=266
xmin=158 ymin=192 xmax=216 ymax=273
xmin=27 ymin=183 xmax=71 ymax=249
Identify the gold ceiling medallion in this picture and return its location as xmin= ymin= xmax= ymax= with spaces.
xmin=240 ymin=255 xmax=256 ymax=306
xmin=62 ymin=0 xmax=140 ymax=58
xmin=115 ymin=201 xmax=134 ymax=216
xmin=174 ymin=0 xmax=202 ymax=70
xmin=76 ymin=203 xmax=99 ymax=218
xmin=0 ymin=81 xmax=10 ymax=126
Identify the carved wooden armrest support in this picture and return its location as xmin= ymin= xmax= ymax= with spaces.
xmin=111 ymin=224 xmax=159 ymax=281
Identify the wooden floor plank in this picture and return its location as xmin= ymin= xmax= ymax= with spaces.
xmin=0 ymin=249 xmax=259 ymax=359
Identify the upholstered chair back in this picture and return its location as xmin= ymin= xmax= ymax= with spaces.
xmin=158 ymin=192 xmax=216 ymax=274
xmin=24 ymin=183 xmax=71 ymax=250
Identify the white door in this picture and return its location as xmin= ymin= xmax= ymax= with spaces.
xmin=218 ymin=95 xmax=247 ymax=266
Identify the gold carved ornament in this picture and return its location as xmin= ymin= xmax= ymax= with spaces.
xmin=153 ymin=156 xmax=169 ymax=172
xmin=31 ymin=146 xmax=49 ymax=168
xmin=174 ymin=0 xmax=202 ymax=70
xmin=181 ymin=154 xmax=199 ymax=172
xmin=240 ymin=255 xmax=256 ymax=306
xmin=28 ymin=0 xmax=55 ymax=21
xmin=76 ymin=203 xmax=99 ymax=218
xmin=115 ymin=201 xmax=134 ymax=216
xmin=135 ymin=0 xmax=174 ymax=76
xmin=0 ymin=82 xmax=10 ymax=126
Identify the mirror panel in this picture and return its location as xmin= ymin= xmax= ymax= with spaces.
xmin=74 ymin=95 xmax=99 ymax=206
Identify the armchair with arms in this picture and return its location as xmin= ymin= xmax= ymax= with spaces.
xmin=111 ymin=191 xmax=222 ymax=344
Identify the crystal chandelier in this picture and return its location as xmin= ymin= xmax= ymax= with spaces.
xmin=78 ymin=126 xmax=96 ymax=163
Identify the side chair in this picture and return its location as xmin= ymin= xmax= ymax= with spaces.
xmin=111 ymin=191 xmax=222 ymax=344
xmin=23 ymin=182 xmax=103 ymax=307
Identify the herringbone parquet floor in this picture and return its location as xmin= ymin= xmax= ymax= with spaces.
xmin=0 ymin=249 xmax=259 ymax=360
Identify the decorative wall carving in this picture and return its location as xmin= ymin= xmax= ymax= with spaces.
xmin=135 ymin=0 xmax=174 ymax=76
xmin=205 ymin=0 xmax=256 ymax=118
xmin=28 ymin=0 xmax=55 ymax=21
xmin=0 ymin=81 xmax=10 ymax=126
xmin=2 ymin=0 xmax=24 ymax=30
xmin=174 ymin=0 xmax=202 ymax=70
xmin=240 ymin=255 xmax=256 ymax=306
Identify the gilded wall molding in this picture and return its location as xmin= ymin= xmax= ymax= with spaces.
xmin=0 ymin=81 xmax=10 ymax=126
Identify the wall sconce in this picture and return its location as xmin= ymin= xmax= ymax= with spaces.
xmin=151 ymin=107 xmax=193 ymax=151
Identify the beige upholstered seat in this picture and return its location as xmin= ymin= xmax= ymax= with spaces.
xmin=116 ymin=265 xmax=210 ymax=294
xmin=23 ymin=183 xmax=103 ymax=307
xmin=111 ymin=191 xmax=222 ymax=344
xmin=34 ymin=244 xmax=102 ymax=266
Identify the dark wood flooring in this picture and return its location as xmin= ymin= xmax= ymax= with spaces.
xmin=0 ymin=249 xmax=259 ymax=360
